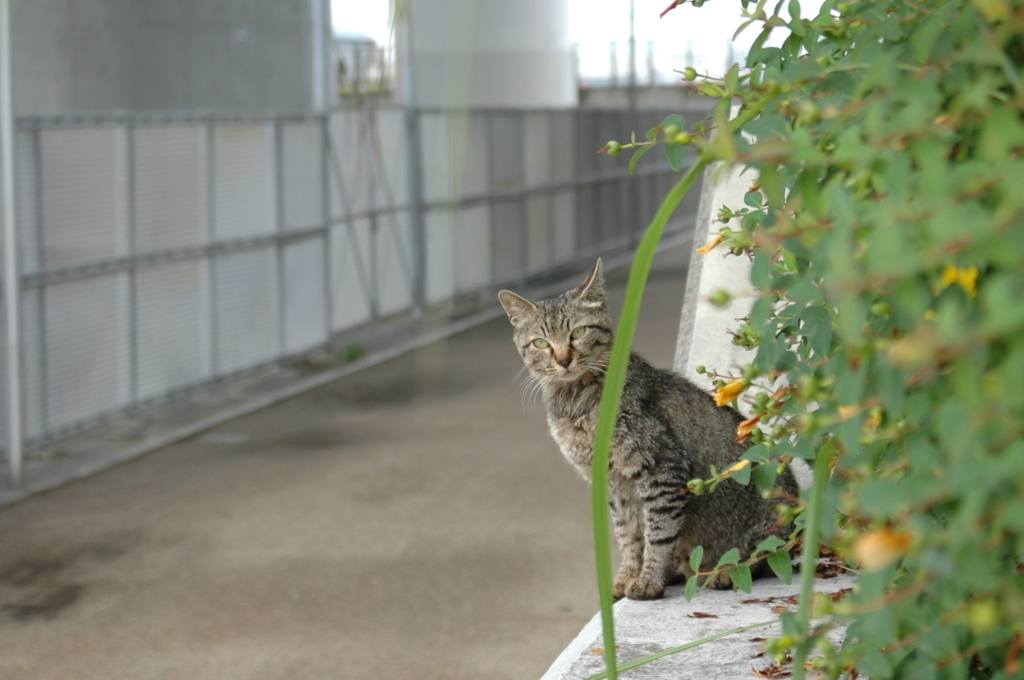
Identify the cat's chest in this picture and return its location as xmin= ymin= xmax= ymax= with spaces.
xmin=545 ymin=382 xmax=622 ymax=478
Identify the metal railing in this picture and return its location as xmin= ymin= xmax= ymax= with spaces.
xmin=0 ymin=101 xmax=710 ymax=481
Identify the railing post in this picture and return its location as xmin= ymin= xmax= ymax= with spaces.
xmin=400 ymin=0 xmax=425 ymax=313
xmin=206 ymin=121 xmax=219 ymax=377
xmin=321 ymin=113 xmax=334 ymax=335
xmin=364 ymin=101 xmax=379 ymax=319
xmin=406 ymin=107 xmax=425 ymax=314
xmin=273 ymin=119 xmax=287 ymax=354
xmin=126 ymin=121 xmax=139 ymax=403
xmin=1 ymin=0 xmax=24 ymax=486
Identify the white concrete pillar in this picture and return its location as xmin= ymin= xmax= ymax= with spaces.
xmin=396 ymin=0 xmax=576 ymax=109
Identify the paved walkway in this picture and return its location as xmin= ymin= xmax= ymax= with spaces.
xmin=0 ymin=245 xmax=690 ymax=680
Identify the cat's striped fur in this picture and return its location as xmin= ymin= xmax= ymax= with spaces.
xmin=499 ymin=259 xmax=797 ymax=600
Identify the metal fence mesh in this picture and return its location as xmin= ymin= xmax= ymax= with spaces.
xmin=2 ymin=102 xmax=711 ymax=450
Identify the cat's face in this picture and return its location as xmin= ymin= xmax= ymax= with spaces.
xmin=498 ymin=259 xmax=614 ymax=383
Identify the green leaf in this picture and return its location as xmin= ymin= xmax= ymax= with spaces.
xmin=800 ymin=305 xmax=832 ymax=357
xmin=751 ymin=251 xmax=770 ymax=289
xmin=743 ymin=443 xmax=770 ymax=463
xmin=665 ymin=143 xmax=685 ymax=171
xmin=767 ymin=550 xmax=794 ymax=584
xmin=751 ymin=297 xmax=773 ymax=327
xmin=755 ymin=535 xmax=786 ymax=554
xmin=710 ymin=101 xmax=737 ymax=161
xmin=857 ymin=647 xmax=894 ymax=679
xmin=685 ymin=575 xmax=698 ymax=601
xmin=730 ymin=461 xmax=752 ymax=485
xmin=629 ymin=144 xmax=653 ymax=175
xmin=758 ymin=163 xmax=784 ymax=207
xmin=689 ymin=545 xmax=704 ymax=574
xmin=716 ymin=548 xmax=741 ymax=568
xmin=729 ymin=563 xmax=754 ymax=593
xmin=752 ymin=461 xmax=778 ymax=493
xmin=662 ymin=113 xmax=686 ymax=131
xmin=724 ymin=63 xmax=740 ymax=95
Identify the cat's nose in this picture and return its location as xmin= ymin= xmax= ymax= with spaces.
xmin=556 ymin=355 xmax=573 ymax=368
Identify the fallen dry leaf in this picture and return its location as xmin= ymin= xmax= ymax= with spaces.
xmin=752 ymin=662 xmax=792 ymax=678
xmin=829 ymin=587 xmax=854 ymax=602
xmin=688 ymin=611 xmax=719 ymax=619
xmin=815 ymin=561 xmax=843 ymax=579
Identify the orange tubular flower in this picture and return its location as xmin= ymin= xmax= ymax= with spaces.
xmin=697 ymin=234 xmax=724 ymax=255
xmin=854 ymin=528 xmax=912 ymax=572
xmin=736 ymin=414 xmax=762 ymax=441
xmin=714 ymin=379 xmax=746 ymax=407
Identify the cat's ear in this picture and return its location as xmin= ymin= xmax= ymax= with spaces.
xmin=573 ymin=258 xmax=605 ymax=302
xmin=498 ymin=290 xmax=538 ymax=326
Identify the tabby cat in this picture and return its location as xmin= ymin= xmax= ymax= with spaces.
xmin=499 ymin=259 xmax=797 ymax=601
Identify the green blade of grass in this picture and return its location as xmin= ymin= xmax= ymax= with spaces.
xmin=590 ymin=154 xmax=710 ymax=679
xmin=590 ymin=104 xmax=764 ymax=680
xmin=791 ymin=438 xmax=836 ymax=680
xmin=584 ymin=619 xmax=777 ymax=680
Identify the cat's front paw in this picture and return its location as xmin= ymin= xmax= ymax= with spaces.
xmin=704 ymin=571 xmax=733 ymax=590
xmin=613 ymin=565 xmax=641 ymax=600
xmin=624 ymin=577 xmax=665 ymax=600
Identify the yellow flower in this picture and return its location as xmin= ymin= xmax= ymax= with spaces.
xmin=854 ymin=528 xmax=912 ymax=572
xmin=714 ymin=379 xmax=746 ymax=407
xmin=959 ymin=266 xmax=979 ymax=296
xmin=938 ymin=264 xmax=979 ymax=297
xmin=940 ymin=263 xmax=960 ymax=289
xmin=697 ymin=234 xmax=724 ymax=255
xmin=837 ymin=405 xmax=859 ymax=421
xmin=725 ymin=459 xmax=751 ymax=475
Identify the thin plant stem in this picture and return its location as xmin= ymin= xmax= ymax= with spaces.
xmin=791 ymin=439 xmax=835 ymax=680
xmin=590 ymin=104 xmax=764 ymax=680
xmin=584 ymin=619 xmax=777 ymax=680
xmin=589 ymin=154 xmax=711 ymax=679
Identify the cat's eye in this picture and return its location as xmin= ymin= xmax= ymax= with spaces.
xmin=532 ymin=338 xmax=550 ymax=348
xmin=570 ymin=326 xmax=586 ymax=340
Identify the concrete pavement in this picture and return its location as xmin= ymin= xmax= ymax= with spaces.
xmin=0 ymin=245 xmax=692 ymax=680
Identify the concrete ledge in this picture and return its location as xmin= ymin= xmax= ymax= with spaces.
xmin=542 ymin=570 xmax=856 ymax=679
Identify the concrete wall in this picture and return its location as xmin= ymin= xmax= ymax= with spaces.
xmin=10 ymin=0 xmax=317 ymax=115
xmin=396 ymin=0 xmax=577 ymax=109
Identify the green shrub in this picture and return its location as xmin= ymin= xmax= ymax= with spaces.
xmin=593 ymin=1 xmax=1024 ymax=678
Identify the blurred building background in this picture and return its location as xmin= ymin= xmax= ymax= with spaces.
xmin=0 ymin=0 xmax=714 ymax=484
